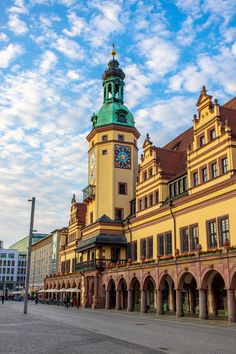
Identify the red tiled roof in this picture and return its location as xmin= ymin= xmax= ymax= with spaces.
xmin=76 ymin=203 xmax=87 ymax=224
xmin=163 ymin=127 xmax=193 ymax=152
xmin=154 ymin=147 xmax=187 ymax=176
xmin=219 ymin=106 xmax=236 ymax=138
xmin=223 ymin=97 xmax=236 ymax=109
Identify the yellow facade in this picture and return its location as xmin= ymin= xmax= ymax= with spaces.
xmin=45 ymin=57 xmax=236 ymax=322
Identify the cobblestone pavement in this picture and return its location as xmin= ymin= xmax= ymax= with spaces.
xmin=0 ymin=302 xmax=236 ymax=354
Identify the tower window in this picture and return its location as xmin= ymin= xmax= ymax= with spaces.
xmin=221 ymin=157 xmax=228 ymax=174
xmin=118 ymin=182 xmax=127 ymax=195
xmin=202 ymin=167 xmax=208 ymax=183
xmin=117 ymin=114 xmax=126 ymax=123
xmin=102 ymin=150 xmax=107 ymax=155
xmin=118 ymin=134 xmax=124 ymax=141
xmin=115 ymin=208 xmax=123 ymax=220
xmin=193 ymin=171 xmax=199 ymax=186
xmin=108 ymin=83 xmax=112 ymax=99
xmin=102 ymin=135 xmax=108 ymax=141
xmin=90 ymin=212 xmax=93 ymax=224
xmin=114 ymin=83 xmax=119 ymax=99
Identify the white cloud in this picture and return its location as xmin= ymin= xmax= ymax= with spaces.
xmin=137 ymin=37 xmax=179 ymax=77
xmin=8 ymin=0 xmax=28 ymax=14
xmin=177 ymin=16 xmax=195 ymax=46
xmin=67 ymin=70 xmax=81 ymax=80
xmin=0 ymin=32 xmax=8 ymax=41
xmin=39 ymin=50 xmax=58 ymax=73
xmin=53 ymin=37 xmax=84 ymax=59
xmin=169 ymin=44 xmax=236 ymax=95
xmin=63 ymin=12 xmax=86 ymax=37
xmin=0 ymin=43 xmax=23 ymax=69
xmin=135 ymin=96 xmax=195 ymax=146
xmin=85 ymin=2 xmax=124 ymax=47
xmin=8 ymin=14 xmax=28 ymax=35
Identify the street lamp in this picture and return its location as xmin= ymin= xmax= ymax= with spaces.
xmin=23 ymin=197 xmax=36 ymax=314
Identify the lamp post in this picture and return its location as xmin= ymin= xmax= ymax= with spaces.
xmin=24 ymin=197 xmax=36 ymax=314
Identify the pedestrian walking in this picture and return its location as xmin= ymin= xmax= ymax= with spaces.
xmin=1 ymin=295 xmax=5 ymax=304
xmin=35 ymin=294 xmax=38 ymax=305
xmin=65 ymin=296 xmax=70 ymax=309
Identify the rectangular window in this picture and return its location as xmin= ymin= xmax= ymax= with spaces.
xmin=181 ymin=228 xmax=189 ymax=253
xmin=90 ymin=212 xmax=93 ymax=224
xmin=111 ymin=248 xmax=120 ymax=262
xmin=118 ymin=182 xmax=127 ymax=195
xmin=199 ymin=135 xmax=205 ymax=147
xmin=166 ymin=232 xmax=172 ymax=255
xmin=8 ymin=253 xmax=15 ymax=259
xmin=144 ymin=197 xmax=148 ymax=209
xmin=149 ymin=194 xmax=153 ymax=207
xmin=157 ymin=234 xmax=165 ymax=256
xmin=183 ymin=176 xmax=187 ymax=192
xmin=210 ymin=129 xmax=216 ymax=141
xmin=221 ymin=158 xmax=228 ymax=174
xmin=155 ymin=191 xmax=159 ymax=204
xmin=174 ymin=181 xmax=178 ymax=196
xmin=147 ymin=237 xmax=153 ymax=259
xmin=102 ymin=149 xmax=107 ymax=155
xmin=193 ymin=172 xmax=199 ymax=187
xmin=139 ymin=199 xmax=142 ymax=211
xmin=190 ymin=225 xmax=199 ymax=251
xmin=143 ymin=171 xmax=147 ymax=181
xmin=118 ymin=134 xmax=124 ymax=141
xmin=178 ymin=179 xmax=183 ymax=194
xmin=169 ymin=184 xmax=174 ymax=198
xmin=211 ymin=163 xmax=218 ymax=178
xmin=102 ymin=135 xmax=108 ymax=141
xmin=207 ymin=220 xmax=217 ymax=248
xmin=130 ymin=241 xmax=137 ymax=261
xmin=219 ymin=217 xmax=229 ymax=247
xmin=140 ymin=238 xmax=147 ymax=259
xmin=115 ymin=208 xmax=123 ymax=220
xmin=202 ymin=167 xmax=208 ymax=183
xmin=149 ymin=168 xmax=153 ymax=178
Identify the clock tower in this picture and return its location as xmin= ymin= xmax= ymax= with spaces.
xmin=83 ymin=48 xmax=140 ymax=225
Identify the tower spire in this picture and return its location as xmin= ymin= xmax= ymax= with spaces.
xmin=111 ymin=43 xmax=116 ymax=59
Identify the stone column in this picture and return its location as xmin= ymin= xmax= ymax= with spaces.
xmin=199 ymin=289 xmax=208 ymax=320
xmin=157 ymin=290 xmax=163 ymax=315
xmin=141 ymin=290 xmax=147 ymax=313
xmin=105 ymin=290 xmax=110 ymax=310
xmin=115 ymin=290 xmax=121 ymax=310
xmin=176 ymin=290 xmax=183 ymax=317
xmin=127 ymin=290 xmax=133 ymax=312
xmin=227 ymin=290 xmax=236 ymax=323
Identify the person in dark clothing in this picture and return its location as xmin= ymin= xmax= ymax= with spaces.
xmin=65 ymin=296 xmax=70 ymax=309
xmin=1 ymin=295 xmax=5 ymax=304
xmin=35 ymin=294 xmax=38 ymax=305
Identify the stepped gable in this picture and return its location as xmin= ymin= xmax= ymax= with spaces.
xmin=163 ymin=127 xmax=193 ymax=152
xmin=154 ymin=147 xmax=187 ymax=177
xmin=220 ymin=97 xmax=236 ymax=138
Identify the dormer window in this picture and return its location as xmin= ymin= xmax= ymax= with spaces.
xmin=117 ymin=114 xmax=126 ymax=123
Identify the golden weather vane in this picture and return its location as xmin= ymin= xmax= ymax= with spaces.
xmin=111 ymin=43 xmax=117 ymax=59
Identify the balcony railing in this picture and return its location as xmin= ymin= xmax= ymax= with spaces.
xmin=75 ymin=259 xmax=127 ymax=272
xmin=82 ymin=185 xmax=95 ymax=202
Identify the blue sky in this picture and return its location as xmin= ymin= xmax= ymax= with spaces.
xmin=0 ymin=0 xmax=236 ymax=246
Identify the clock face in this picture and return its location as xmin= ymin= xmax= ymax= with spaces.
xmin=114 ymin=144 xmax=131 ymax=169
xmin=89 ymin=150 xmax=96 ymax=182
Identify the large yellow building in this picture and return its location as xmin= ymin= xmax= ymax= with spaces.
xmin=45 ymin=54 xmax=236 ymax=322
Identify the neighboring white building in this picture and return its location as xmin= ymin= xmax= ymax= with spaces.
xmin=0 ymin=242 xmax=27 ymax=293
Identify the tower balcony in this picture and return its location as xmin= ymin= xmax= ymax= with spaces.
xmin=83 ymin=185 xmax=95 ymax=202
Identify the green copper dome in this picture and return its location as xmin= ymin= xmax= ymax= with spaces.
xmin=91 ymin=57 xmax=135 ymax=129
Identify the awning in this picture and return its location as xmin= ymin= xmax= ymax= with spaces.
xmin=65 ymin=288 xmax=81 ymax=292
xmin=75 ymin=233 xmax=127 ymax=252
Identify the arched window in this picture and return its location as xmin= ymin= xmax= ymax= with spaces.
xmin=115 ymin=83 xmax=119 ymax=99
xmin=108 ymin=83 xmax=112 ymax=99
